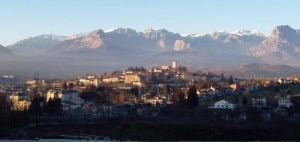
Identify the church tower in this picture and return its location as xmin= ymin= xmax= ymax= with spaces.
xmin=172 ymin=60 xmax=177 ymax=71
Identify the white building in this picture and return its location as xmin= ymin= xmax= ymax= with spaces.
xmin=144 ymin=98 xmax=167 ymax=107
xmin=62 ymin=101 xmax=82 ymax=112
xmin=278 ymin=97 xmax=293 ymax=108
xmin=252 ymin=95 xmax=267 ymax=108
xmin=210 ymin=100 xmax=235 ymax=110
xmin=48 ymin=90 xmax=84 ymax=112
xmin=59 ymin=90 xmax=79 ymax=102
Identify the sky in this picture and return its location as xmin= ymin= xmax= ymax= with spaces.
xmin=0 ymin=0 xmax=299 ymax=46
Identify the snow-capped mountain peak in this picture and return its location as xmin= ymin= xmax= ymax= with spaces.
xmin=105 ymin=28 xmax=119 ymax=33
xmin=106 ymin=27 xmax=138 ymax=36
xmin=229 ymin=29 xmax=265 ymax=37
xmin=250 ymin=29 xmax=265 ymax=37
xmin=144 ymin=27 xmax=155 ymax=33
xmin=143 ymin=28 xmax=174 ymax=38
xmin=182 ymin=29 xmax=264 ymax=39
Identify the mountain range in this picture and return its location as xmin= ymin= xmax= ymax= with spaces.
xmin=6 ymin=27 xmax=267 ymax=57
xmin=1 ymin=25 xmax=300 ymax=78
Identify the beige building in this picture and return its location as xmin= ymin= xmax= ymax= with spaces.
xmin=26 ymin=79 xmax=47 ymax=87
xmin=9 ymin=93 xmax=31 ymax=111
xmin=125 ymin=73 xmax=143 ymax=86
xmin=161 ymin=65 xmax=170 ymax=70
xmin=153 ymin=68 xmax=163 ymax=73
xmin=26 ymin=79 xmax=37 ymax=85
xmin=172 ymin=60 xmax=177 ymax=70
xmin=102 ymin=76 xmax=119 ymax=83
xmin=79 ymin=78 xmax=100 ymax=86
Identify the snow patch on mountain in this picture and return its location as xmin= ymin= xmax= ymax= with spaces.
xmin=36 ymin=34 xmax=67 ymax=41
xmin=68 ymin=33 xmax=89 ymax=40
xmin=182 ymin=29 xmax=265 ymax=38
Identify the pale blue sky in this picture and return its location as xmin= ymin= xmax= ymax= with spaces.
xmin=0 ymin=0 xmax=299 ymax=46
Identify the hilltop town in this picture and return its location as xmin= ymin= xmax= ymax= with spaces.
xmin=1 ymin=60 xmax=300 ymax=140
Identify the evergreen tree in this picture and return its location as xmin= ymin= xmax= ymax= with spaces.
xmin=130 ymin=87 xmax=139 ymax=96
xmin=234 ymin=94 xmax=239 ymax=104
xmin=242 ymin=96 xmax=248 ymax=105
xmin=148 ymin=87 xmax=156 ymax=98
xmin=220 ymin=73 xmax=226 ymax=82
xmin=53 ymin=98 xmax=62 ymax=115
xmin=29 ymin=96 xmax=42 ymax=124
xmin=47 ymin=97 xmax=54 ymax=114
xmin=228 ymin=75 xmax=234 ymax=84
xmin=62 ymin=82 xmax=68 ymax=91
xmin=197 ymin=81 xmax=208 ymax=89
xmin=187 ymin=86 xmax=198 ymax=107
xmin=48 ymin=97 xmax=62 ymax=116
xmin=68 ymin=82 xmax=74 ymax=90
xmin=162 ymin=85 xmax=170 ymax=96
xmin=178 ymin=91 xmax=186 ymax=106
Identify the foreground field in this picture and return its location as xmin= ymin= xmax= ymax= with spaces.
xmin=10 ymin=120 xmax=300 ymax=141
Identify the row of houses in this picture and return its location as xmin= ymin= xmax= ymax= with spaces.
xmin=209 ymin=97 xmax=293 ymax=110
xmin=8 ymin=89 xmax=85 ymax=112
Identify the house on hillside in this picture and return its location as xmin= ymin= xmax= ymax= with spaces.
xmin=209 ymin=100 xmax=235 ymax=110
xmin=144 ymin=98 xmax=167 ymax=107
xmin=62 ymin=101 xmax=82 ymax=113
xmin=278 ymin=97 xmax=293 ymax=108
xmin=252 ymin=95 xmax=266 ymax=108
xmin=124 ymin=72 xmax=144 ymax=87
xmin=59 ymin=90 xmax=79 ymax=102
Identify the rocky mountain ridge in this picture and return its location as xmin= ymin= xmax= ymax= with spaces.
xmin=4 ymin=25 xmax=300 ymax=66
xmin=0 ymin=44 xmax=13 ymax=56
xmin=250 ymin=25 xmax=300 ymax=65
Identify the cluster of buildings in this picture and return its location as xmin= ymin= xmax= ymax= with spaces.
xmin=101 ymin=60 xmax=178 ymax=87
xmin=209 ymin=96 xmax=293 ymax=110
xmin=0 ymin=60 xmax=300 ymax=122
xmin=1 ymin=60 xmax=180 ymax=113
